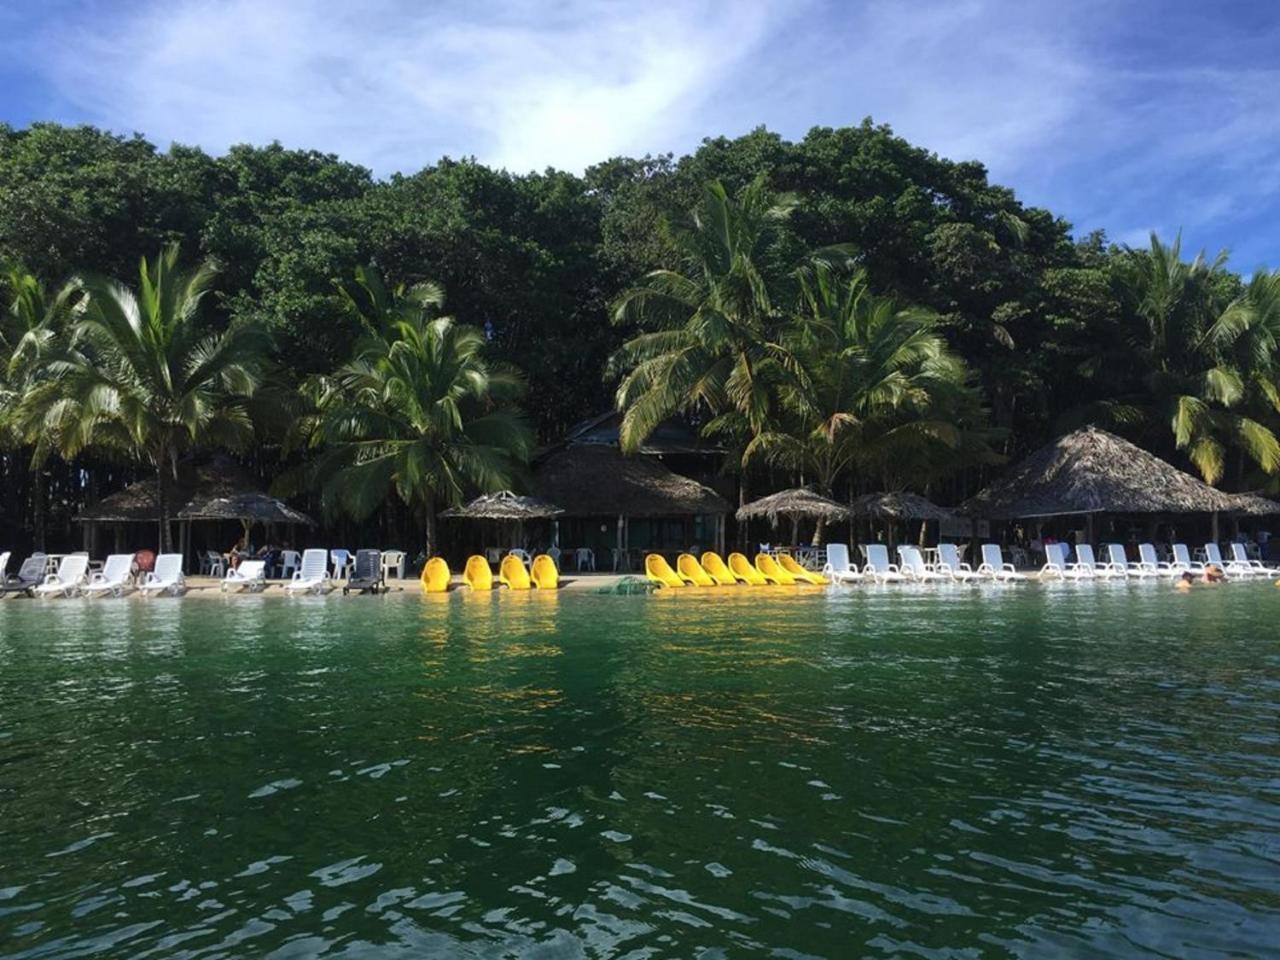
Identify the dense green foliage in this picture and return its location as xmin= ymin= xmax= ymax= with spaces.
xmin=1 ymin=118 xmax=1277 ymax=550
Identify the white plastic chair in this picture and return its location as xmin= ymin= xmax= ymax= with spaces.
xmin=84 ymin=554 xmax=135 ymax=598
xmin=222 ymin=559 xmax=267 ymax=593
xmin=508 ymin=548 xmax=531 ymax=566
xmin=1138 ymin=543 xmax=1177 ymax=577
xmin=574 ymin=548 xmax=595 ymax=571
xmin=139 ymin=554 xmax=186 ymax=596
xmin=0 ymin=551 xmax=8 ymax=580
xmin=936 ymin=543 xmax=978 ymax=581
xmin=897 ymin=545 xmax=944 ymax=582
xmin=1170 ymin=543 xmax=1205 ymax=575
xmin=821 ymin=543 xmax=862 ymax=583
xmin=330 ymin=549 xmax=354 ymax=580
xmin=287 ymin=549 xmax=332 ymax=594
xmin=863 ymin=544 xmax=906 ymax=583
xmin=977 ymin=544 xmax=1027 ymax=581
xmin=1228 ymin=542 xmax=1279 ymax=576
xmin=33 ymin=554 xmax=90 ymax=597
xmin=279 ymin=550 xmax=301 ymax=579
xmin=1072 ymin=544 xmax=1118 ymax=578
xmin=546 ymin=546 xmax=561 ymax=570
xmin=380 ymin=549 xmax=406 ymax=581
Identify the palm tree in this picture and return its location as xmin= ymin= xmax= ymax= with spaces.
xmin=1085 ymin=232 xmax=1280 ymax=484
xmin=743 ymin=263 xmax=995 ymax=501
xmin=609 ymin=177 xmax=803 ymax=453
xmin=299 ymin=267 xmax=532 ymax=555
xmin=23 ymin=244 xmax=267 ymax=551
xmin=1 ymin=266 xmax=82 ymax=548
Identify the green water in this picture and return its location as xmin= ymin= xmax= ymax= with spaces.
xmin=1 ymin=584 xmax=1278 ymax=958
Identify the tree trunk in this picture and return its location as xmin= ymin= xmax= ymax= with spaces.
xmin=424 ymin=498 xmax=438 ymax=558
xmin=32 ymin=467 xmax=46 ymax=552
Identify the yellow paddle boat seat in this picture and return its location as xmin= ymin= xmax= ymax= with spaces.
xmin=499 ymin=554 xmax=531 ymax=590
xmin=421 ymin=556 xmax=451 ymax=593
xmin=463 ymin=555 xmax=493 ymax=590
xmin=698 ymin=551 xmax=738 ymax=585
xmin=779 ymin=553 xmax=828 ymax=585
xmin=754 ymin=553 xmax=797 ymax=585
xmin=645 ymin=553 xmax=684 ymax=588
xmin=676 ymin=553 xmax=716 ymax=586
xmin=531 ymin=554 xmax=559 ymax=589
xmin=727 ymin=552 xmax=768 ymax=585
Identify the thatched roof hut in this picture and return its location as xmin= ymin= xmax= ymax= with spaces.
xmin=441 ymin=491 xmax=564 ymax=520
xmin=532 ymin=445 xmax=729 ymax=518
xmin=178 ymin=492 xmax=314 ymax=526
xmin=850 ymin=492 xmax=953 ymax=521
xmin=736 ymin=488 xmax=851 ymax=524
xmin=963 ymin=426 xmax=1241 ymax=518
xmin=77 ymin=462 xmax=252 ymax=523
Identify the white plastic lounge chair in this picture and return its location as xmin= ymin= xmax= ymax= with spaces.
xmin=0 ymin=551 xmax=8 ymax=580
xmin=222 ymin=559 xmax=267 ymax=593
xmin=863 ymin=544 xmax=906 ymax=583
xmin=1227 ymin=542 xmax=1279 ymax=577
xmin=977 ymin=544 xmax=1027 ymax=581
xmin=84 ymin=554 xmax=135 ymax=598
xmin=1202 ymin=543 xmax=1247 ymax=577
xmin=286 ymin=549 xmax=332 ymax=594
xmin=1169 ymin=543 xmax=1205 ymax=575
xmin=1138 ymin=543 xmax=1178 ymax=577
xmin=1072 ymin=544 xmax=1118 ymax=579
xmin=1040 ymin=542 xmax=1069 ymax=580
xmin=1104 ymin=543 xmax=1147 ymax=578
xmin=138 ymin=554 xmax=186 ymax=596
xmin=935 ymin=543 xmax=978 ymax=581
xmin=821 ymin=543 xmax=862 ymax=584
xmin=897 ymin=545 xmax=944 ymax=582
xmin=33 ymin=554 xmax=90 ymax=597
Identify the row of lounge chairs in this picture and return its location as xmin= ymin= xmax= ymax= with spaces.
xmin=0 ymin=551 xmax=188 ymax=598
xmin=1041 ymin=542 xmax=1278 ymax=580
xmin=423 ymin=553 xmax=560 ymax=592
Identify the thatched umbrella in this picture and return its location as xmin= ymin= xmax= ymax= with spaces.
xmin=441 ymin=490 xmax=564 ymax=551
xmin=963 ymin=426 xmax=1241 ymax=518
xmin=178 ymin=492 xmax=315 ymax=529
xmin=850 ymin=492 xmax=953 ymax=521
xmin=440 ymin=490 xmax=564 ymax=521
xmin=736 ymin=488 xmax=851 ymax=546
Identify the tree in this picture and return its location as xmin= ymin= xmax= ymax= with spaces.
xmin=1 ymin=266 xmax=82 ymax=548
xmin=298 ymin=266 xmax=533 ymax=555
xmin=609 ymin=177 xmax=801 ymax=453
xmin=744 ymin=262 xmax=995 ymax=500
xmin=24 ymin=244 xmax=267 ymax=550
xmin=1082 ymin=233 xmax=1280 ymax=485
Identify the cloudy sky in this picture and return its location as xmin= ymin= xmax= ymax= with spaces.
xmin=3 ymin=0 xmax=1279 ymax=270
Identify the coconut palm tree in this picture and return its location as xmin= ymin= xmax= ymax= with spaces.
xmin=608 ymin=177 xmax=802 ymax=453
xmin=23 ymin=244 xmax=267 ymax=551
xmin=299 ymin=267 xmax=532 ymax=555
xmin=742 ymin=262 xmax=995 ymax=499
xmin=1082 ymin=232 xmax=1280 ymax=484
xmin=1 ymin=266 xmax=83 ymax=548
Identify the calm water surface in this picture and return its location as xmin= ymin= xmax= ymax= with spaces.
xmin=1 ymin=583 xmax=1278 ymax=958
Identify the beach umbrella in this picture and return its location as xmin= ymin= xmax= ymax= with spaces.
xmin=441 ymin=490 xmax=565 ymax=550
xmin=736 ymin=488 xmax=851 ymax=545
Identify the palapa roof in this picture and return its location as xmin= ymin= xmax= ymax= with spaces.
xmin=850 ymin=492 xmax=954 ymax=521
xmin=77 ymin=460 xmax=311 ymax=525
xmin=1229 ymin=493 xmax=1280 ymax=516
xmin=736 ymin=488 xmax=851 ymax=523
xmin=441 ymin=490 xmax=564 ymax=520
xmin=962 ymin=426 xmax=1242 ymax=518
xmin=532 ymin=444 xmax=729 ymax=518
xmin=178 ymin=492 xmax=314 ymax=526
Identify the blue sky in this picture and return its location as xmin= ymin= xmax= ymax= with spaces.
xmin=3 ymin=0 xmax=1279 ymax=272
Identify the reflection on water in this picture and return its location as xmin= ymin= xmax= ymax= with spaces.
xmin=1 ymin=584 xmax=1278 ymax=958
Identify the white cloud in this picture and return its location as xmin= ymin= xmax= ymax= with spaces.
xmin=42 ymin=0 xmax=800 ymax=173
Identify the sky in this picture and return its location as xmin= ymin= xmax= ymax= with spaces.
xmin=2 ymin=0 xmax=1279 ymax=271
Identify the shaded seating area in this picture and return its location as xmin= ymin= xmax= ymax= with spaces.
xmin=532 ymin=444 xmax=730 ymax=572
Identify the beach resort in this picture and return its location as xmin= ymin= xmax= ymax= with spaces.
xmin=4 ymin=13 xmax=1280 ymax=956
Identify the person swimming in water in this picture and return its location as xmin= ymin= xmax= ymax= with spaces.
xmin=1202 ymin=564 xmax=1226 ymax=584
xmin=1177 ymin=572 xmax=1195 ymax=591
